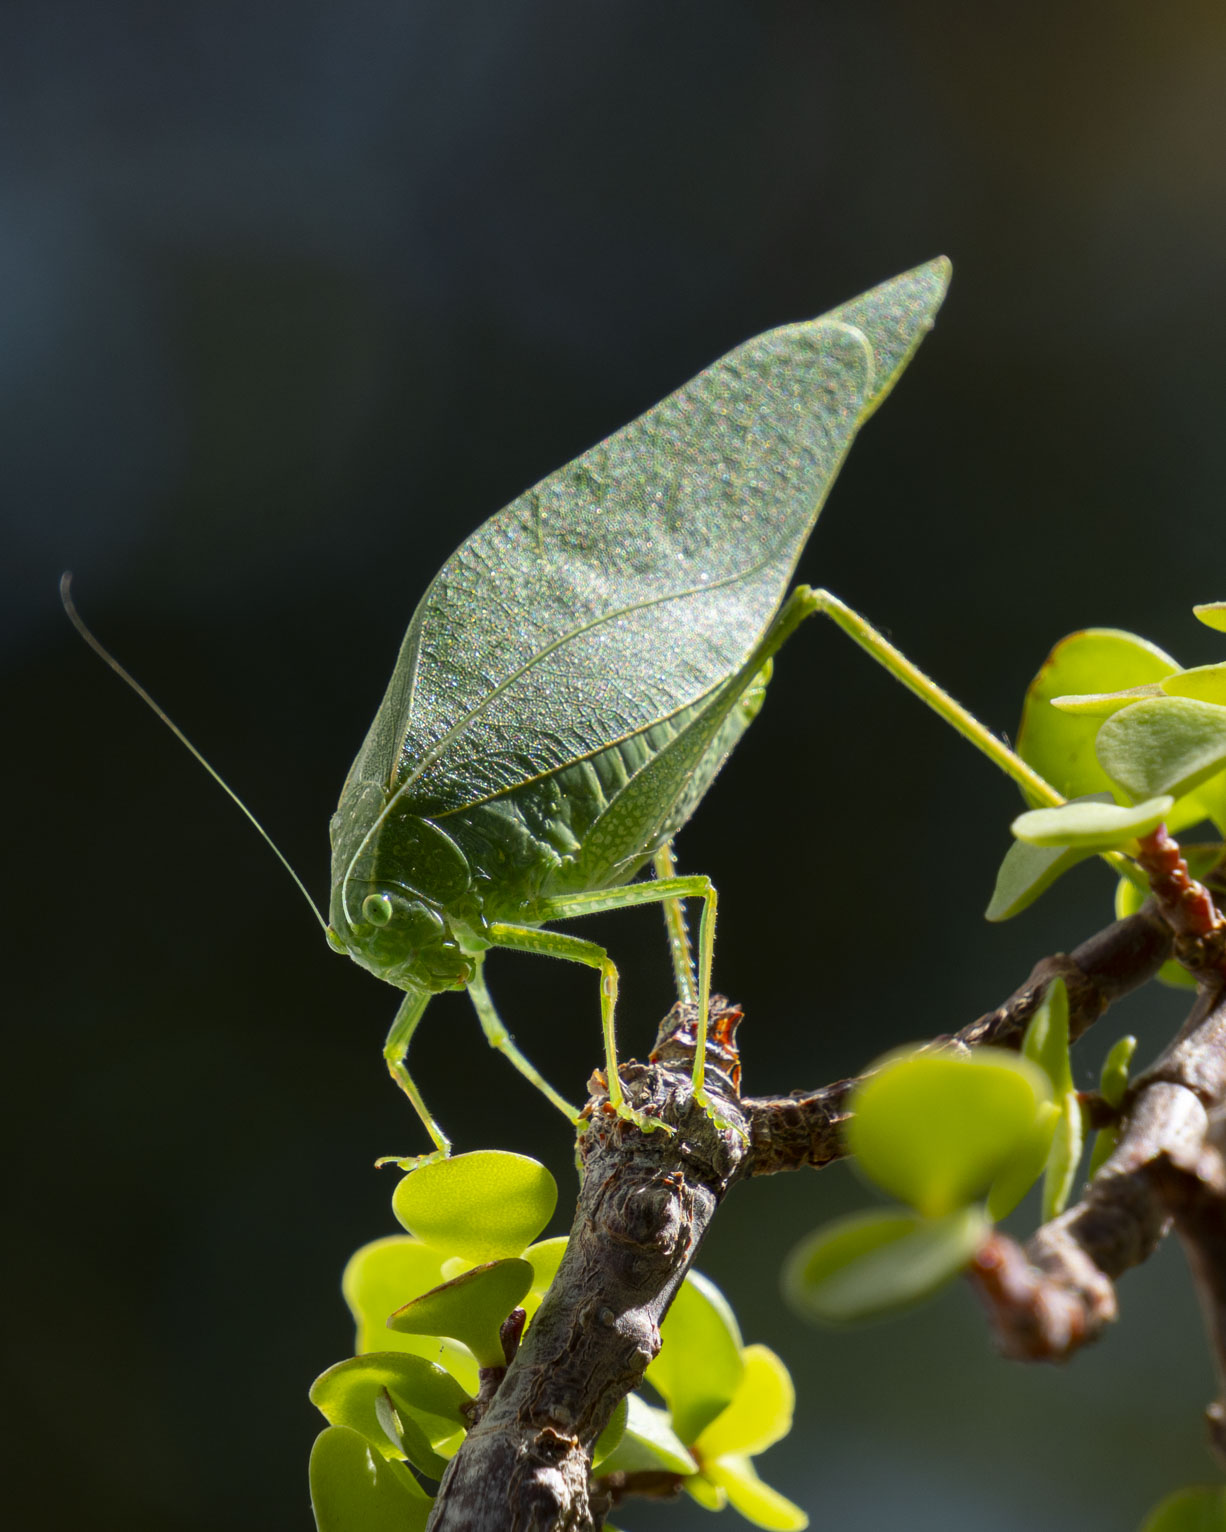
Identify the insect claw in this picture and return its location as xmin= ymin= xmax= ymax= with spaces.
xmin=373 ymin=1148 xmax=451 ymax=1172
xmin=613 ymin=1101 xmax=676 ymax=1137
xmin=692 ymin=1088 xmax=750 ymax=1145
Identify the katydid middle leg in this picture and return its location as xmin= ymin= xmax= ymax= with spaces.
xmin=465 ymin=953 xmax=582 ymax=1122
xmin=525 ymin=873 xmax=731 ymax=1128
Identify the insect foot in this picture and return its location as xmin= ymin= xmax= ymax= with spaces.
xmin=692 ymin=1086 xmax=751 ymax=1145
xmin=373 ymin=1148 xmax=451 ymax=1173
xmin=609 ymin=1097 xmax=676 ymax=1138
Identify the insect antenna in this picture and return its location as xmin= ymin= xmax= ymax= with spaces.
xmin=60 ymin=573 xmax=330 ymax=934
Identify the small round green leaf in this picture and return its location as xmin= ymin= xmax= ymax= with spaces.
xmin=1193 ymin=603 xmax=1226 ymax=633
xmin=1163 ymin=664 xmax=1226 ymax=706
xmin=647 ymin=1268 xmax=745 ymax=1445
xmin=1011 ymin=795 xmax=1173 ymax=850
xmin=309 ymin=1425 xmax=432 ymax=1532
xmin=387 ymin=1258 xmax=533 ymax=1369
xmin=986 ymin=1100 xmax=1060 ymax=1221
xmin=391 ymin=1151 xmax=558 ymax=1263
xmin=1100 ymin=1034 xmax=1137 ymax=1109
xmin=692 ymin=1345 xmax=794 ymax=1461
xmin=985 ymin=836 xmax=1093 ymax=922
xmin=593 ymin=1393 xmax=697 ymax=1478
xmin=1139 ymin=1485 xmax=1226 ymax=1532
xmin=1017 ymin=629 xmax=1180 ymax=803
xmin=592 ymin=1396 xmax=629 ymax=1470
xmin=1096 ymin=697 xmax=1226 ymax=804
xmin=1050 ymin=683 xmax=1165 ymax=716
xmin=785 ymin=1207 xmax=989 ymax=1324
xmin=702 ymin=1455 xmax=809 ymax=1531
xmin=310 ymin=1352 xmax=472 ymax=1461
xmin=341 ymin=1236 xmax=479 ymax=1393
xmin=1022 ymin=978 xmax=1073 ymax=1096
xmin=848 ymin=1049 xmax=1051 ymax=1217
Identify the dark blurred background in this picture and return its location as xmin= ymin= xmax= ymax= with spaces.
xmin=6 ymin=3 xmax=1225 ymax=1528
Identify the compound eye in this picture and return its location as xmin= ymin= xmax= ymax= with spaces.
xmin=362 ymin=892 xmax=393 ymax=927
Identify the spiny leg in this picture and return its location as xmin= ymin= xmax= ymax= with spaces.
xmin=532 ymin=875 xmax=737 ymax=1134
xmin=381 ymin=987 xmax=451 ymax=1166
xmin=466 ymin=954 xmax=582 ymax=1123
xmin=484 ymin=921 xmax=671 ymax=1135
xmin=652 ymin=840 xmax=697 ymax=1005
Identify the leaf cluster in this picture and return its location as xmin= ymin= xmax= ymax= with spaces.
xmin=308 ymin=1152 xmax=806 ymax=1531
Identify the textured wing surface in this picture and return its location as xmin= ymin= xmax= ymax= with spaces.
xmin=350 ymin=259 xmax=949 ymax=816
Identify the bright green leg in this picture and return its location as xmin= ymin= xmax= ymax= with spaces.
xmin=381 ymin=987 xmax=451 ymax=1165
xmin=652 ymin=840 xmax=697 ymax=1005
xmin=530 ymin=874 xmax=735 ymax=1134
xmin=466 ymin=955 xmax=582 ymax=1122
xmin=486 ymin=920 xmax=674 ymax=1135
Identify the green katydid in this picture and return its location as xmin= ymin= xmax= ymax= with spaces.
xmin=65 ymin=255 xmax=1068 ymax=1163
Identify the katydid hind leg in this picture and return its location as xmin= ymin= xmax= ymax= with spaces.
xmin=380 ymin=988 xmax=451 ymax=1165
xmin=652 ymin=841 xmax=697 ymax=1005
xmin=466 ymin=955 xmax=582 ymax=1123
xmin=484 ymin=921 xmax=673 ymax=1136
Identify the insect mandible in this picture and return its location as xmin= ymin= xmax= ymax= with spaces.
xmin=67 ymin=258 xmax=969 ymax=1164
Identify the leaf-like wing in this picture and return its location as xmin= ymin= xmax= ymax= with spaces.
xmin=352 ymin=259 xmax=949 ymax=814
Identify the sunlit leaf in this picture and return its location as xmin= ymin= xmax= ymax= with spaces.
xmin=1100 ymin=1034 xmax=1137 ymax=1108
xmin=520 ymin=1235 xmax=568 ymax=1324
xmin=704 ymin=1455 xmax=809 ymax=1531
xmin=342 ymin=1237 xmax=479 ymax=1394
xmin=1096 ymin=697 xmax=1226 ymax=804
xmin=388 ymin=1259 xmax=534 ymax=1369
xmin=985 ymin=836 xmax=1095 ymax=922
xmin=1192 ymin=603 xmax=1226 ymax=634
xmin=592 ymin=1396 xmax=629 ymax=1470
xmin=848 ymin=1049 xmax=1051 ymax=1217
xmin=1086 ymin=1034 xmax=1137 ymax=1178
xmin=693 ymin=1346 xmax=794 ymax=1461
xmin=593 ymin=1393 xmax=697 ymax=1478
xmin=986 ymin=1100 xmax=1061 ymax=1221
xmin=684 ymin=1473 xmax=729 ymax=1510
xmin=1022 ymin=981 xmax=1082 ymax=1219
xmin=309 ymin=1425 xmax=432 ymax=1532
xmin=1162 ymin=664 xmax=1226 ymax=706
xmin=1017 ymin=629 xmax=1180 ymax=803
xmin=391 ymin=1152 xmax=557 ymax=1264
xmin=372 ymin=1391 xmax=451 ymax=1478
xmin=647 ymin=1269 xmax=745 ymax=1445
xmin=1011 ymin=795 xmax=1172 ymax=850
xmin=784 ymin=1207 xmax=990 ymax=1324
xmin=310 ymin=1353 xmax=471 ymax=1464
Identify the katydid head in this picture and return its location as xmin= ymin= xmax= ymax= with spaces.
xmin=325 ymin=875 xmax=474 ymax=992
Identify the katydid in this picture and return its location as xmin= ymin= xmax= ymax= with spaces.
xmin=65 ymin=256 xmax=1066 ymax=1163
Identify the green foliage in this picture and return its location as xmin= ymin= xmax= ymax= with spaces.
xmin=1020 ymin=979 xmax=1082 ymax=1220
xmin=1011 ymin=795 xmax=1173 ymax=851
xmin=849 ymin=1049 xmax=1051 ymax=1218
xmin=785 ymin=1207 xmax=990 ymax=1323
xmin=311 ymin=1151 xmax=805 ymax=1529
xmin=784 ymin=1048 xmax=1050 ymax=1325
xmin=1086 ymin=1033 xmax=1137 ymax=1177
xmin=309 ymin=1425 xmax=433 ymax=1532
xmin=387 ymin=1258 xmax=535 ymax=1369
xmin=391 ymin=1151 xmax=558 ymax=1263
xmin=993 ymin=612 xmax=1226 ymax=924
xmin=1138 ymin=1486 xmax=1226 ymax=1531
xmin=1015 ymin=628 xmax=1180 ymax=803
xmin=647 ymin=1268 xmax=745 ymax=1443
